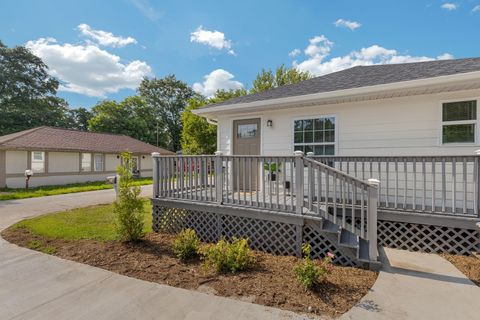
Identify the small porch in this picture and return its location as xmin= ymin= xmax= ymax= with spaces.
xmin=151 ymin=152 xmax=480 ymax=267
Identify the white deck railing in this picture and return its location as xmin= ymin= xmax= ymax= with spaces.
xmin=152 ymin=151 xmax=380 ymax=261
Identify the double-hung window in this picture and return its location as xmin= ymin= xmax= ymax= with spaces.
xmin=31 ymin=151 xmax=45 ymax=173
xmin=94 ymin=154 xmax=104 ymax=172
xmin=81 ymin=153 xmax=91 ymax=172
xmin=442 ymin=100 xmax=477 ymax=144
xmin=294 ymin=116 xmax=336 ymax=155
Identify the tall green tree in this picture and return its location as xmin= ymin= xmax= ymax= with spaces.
xmin=0 ymin=41 xmax=71 ymax=135
xmin=88 ymin=96 xmax=161 ymax=145
xmin=250 ymin=64 xmax=311 ymax=94
xmin=68 ymin=107 xmax=93 ymax=131
xmin=139 ymin=75 xmax=195 ymax=151
xmin=181 ymin=89 xmax=246 ymax=154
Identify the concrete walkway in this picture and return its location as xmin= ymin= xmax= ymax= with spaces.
xmin=1 ymin=188 xmax=480 ymax=319
xmin=0 ymin=187 xmax=311 ymax=320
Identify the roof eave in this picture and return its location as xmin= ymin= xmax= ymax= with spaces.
xmin=193 ymin=71 xmax=480 ymax=118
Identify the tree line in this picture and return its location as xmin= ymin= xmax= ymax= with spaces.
xmin=0 ymin=40 xmax=311 ymax=153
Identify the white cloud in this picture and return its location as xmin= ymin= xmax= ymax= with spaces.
xmin=334 ymin=19 xmax=362 ymax=30
xmin=473 ymin=5 xmax=480 ymax=12
xmin=193 ymin=69 xmax=243 ymax=97
xmin=292 ymin=35 xmax=454 ymax=76
xmin=289 ymin=49 xmax=301 ymax=57
xmin=441 ymin=3 xmax=458 ymax=10
xmin=129 ymin=0 xmax=161 ymax=21
xmin=77 ymin=24 xmax=137 ymax=48
xmin=26 ymin=38 xmax=152 ymax=97
xmin=190 ymin=26 xmax=235 ymax=55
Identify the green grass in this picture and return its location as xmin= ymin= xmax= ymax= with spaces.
xmin=0 ymin=177 xmax=152 ymax=201
xmin=12 ymin=200 xmax=152 ymax=241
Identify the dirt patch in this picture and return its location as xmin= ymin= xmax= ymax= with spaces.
xmin=442 ymin=253 xmax=480 ymax=286
xmin=2 ymin=227 xmax=377 ymax=317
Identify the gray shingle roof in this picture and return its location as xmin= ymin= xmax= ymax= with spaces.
xmin=0 ymin=126 xmax=174 ymax=154
xmin=203 ymin=57 xmax=480 ymax=108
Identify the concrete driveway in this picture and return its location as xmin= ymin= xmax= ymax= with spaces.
xmin=0 ymin=186 xmax=312 ymax=320
xmin=1 ymin=187 xmax=480 ymax=319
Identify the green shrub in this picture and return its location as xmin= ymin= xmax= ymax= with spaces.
xmin=173 ymin=229 xmax=200 ymax=261
xmin=202 ymin=237 xmax=254 ymax=273
xmin=293 ymin=243 xmax=333 ymax=289
xmin=114 ymin=152 xmax=145 ymax=241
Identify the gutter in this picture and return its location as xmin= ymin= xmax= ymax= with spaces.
xmin=192 ymin=70 xmax=480 ymax=117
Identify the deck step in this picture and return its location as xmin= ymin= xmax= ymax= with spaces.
xmin=321 ymin=220 xmax=340 ymax=233
xmin=338 ymin=228 xmax=359 ymax=249
xmin=357 ymin=238 xmax=370 ymax=262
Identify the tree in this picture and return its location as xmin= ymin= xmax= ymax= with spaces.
xmin=250 ymin=64 xmax=311 ymax=94
xmin=181 ymin=89 xmax=246 ymax=154
xmin=0 ymin=41 xmax=71 ymax=135
xmin=139 ymin=75 xmax=195 ymax=152
xmin=114 ymin=152 xmax=145 ymax=242
xmin=88 ymin=96 xmax=160 ymax=145
xmin=68 ymin=107 xmax=93 ymax=131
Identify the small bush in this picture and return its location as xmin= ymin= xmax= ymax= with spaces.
xmin=202 ymin=237 xmax=254 ymax=273
xmin=173 ymin=229 xmax=200 ymax=261
xmin=115 ymin=152 xmax=145 ymax=242
xmin=293 ymin=244 xmax=333 ymax=289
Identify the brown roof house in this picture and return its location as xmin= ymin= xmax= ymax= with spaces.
xmin=0 ymin=126 xmax=173 ymax=188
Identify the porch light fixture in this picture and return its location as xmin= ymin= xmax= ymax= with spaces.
xmin=266 ymin=120 xmax=273 ymax=127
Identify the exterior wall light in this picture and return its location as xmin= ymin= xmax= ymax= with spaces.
xmin=266 ymin=120 xmax=273 ymax=127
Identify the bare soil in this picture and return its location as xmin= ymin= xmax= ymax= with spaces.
xmin=2 ymin=228 xmax=377 ymax=317
xmin=442 ymin=253 xmax=480 ymax=286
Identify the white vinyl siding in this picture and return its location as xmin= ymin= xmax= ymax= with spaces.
xmin=31 ymin=151 xmax=45 ymax=173
xmin=216 ymin=89 xmax=480 ymax=156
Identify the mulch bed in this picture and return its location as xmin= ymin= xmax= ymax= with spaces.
xmin=2 ymin=228 xmax=377 ymax=317
xmin=442 ymin=253 xmax=480 ymax=286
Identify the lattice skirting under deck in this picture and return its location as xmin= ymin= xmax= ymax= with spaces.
xmin=152 ymin=203 xmax=363 ymax=267
xmin=378 ymin=220 xmax=480 ymax=255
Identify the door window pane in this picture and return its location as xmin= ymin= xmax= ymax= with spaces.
xmin=237 ymin=124 xmax=257 ymax=138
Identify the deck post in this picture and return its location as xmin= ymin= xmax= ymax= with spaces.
xmin=151 ymin=152 xmax=160 ymax=198
xmin=475 ymin=150 xmax=480 ymax=218
xmin=367 ymin=178 xmax=380 ymax=261
xmin=215 ymin=151 xmax=223 ymax=204
xmin=306 ymin=152 xmax=315 ymax=203
xmin=294 ymin=151 xmax=304 ymax=214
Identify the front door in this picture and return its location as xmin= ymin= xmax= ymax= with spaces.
xmin=233 ymin=118 xmax=261 ymax=191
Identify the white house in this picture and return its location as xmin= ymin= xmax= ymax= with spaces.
xmin=148 ymin=58 xmax=480 ymax=267
xmin=193 ymin=58 xmax=480 ymax=157
xmin=0 ymin=126 xmax=173 ymax=188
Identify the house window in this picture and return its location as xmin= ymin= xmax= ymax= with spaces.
xmin=294 ymin=116 xmax=336 ymax=155
xmin=442 ymin=100 xmax=477 ymax=144
xmin=81 ymin=153 xmax=91 ymax=172
xmin=94 ymin=154 xmax=104 ymax=172
xmin=31 ymin=151 xmax=45 ymax=173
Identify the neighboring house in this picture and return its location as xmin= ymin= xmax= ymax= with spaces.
xmin=194 ymin=58 xmax=480 ymax=157
xmin=0 ymin=126 xmax=173 ymax=188
xmin=150 ymin=58 xmax=480 ymax=268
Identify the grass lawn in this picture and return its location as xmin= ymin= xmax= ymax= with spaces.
xmin=10 ymin=200 xmax=152 ymax=241
xmin=0 ymin=177 xmax=152 ymax=201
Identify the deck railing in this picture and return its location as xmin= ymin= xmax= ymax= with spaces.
xmin=311 ymin=154 xmax=480 ymax=217
xmin=152 ymin=151 xmax=380 ymax=260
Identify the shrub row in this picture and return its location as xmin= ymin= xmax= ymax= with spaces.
xmin=172 ymin=228 xmax=334 ymax=289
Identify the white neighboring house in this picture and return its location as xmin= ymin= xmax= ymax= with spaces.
xmin=193 ymin=58 xmax=480 ymax=157
xmin=0 ymin=126 xmax=173 ymax=188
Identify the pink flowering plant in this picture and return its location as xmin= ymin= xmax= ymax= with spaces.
xmin=293 ymin=243 xmax=334 ymax=289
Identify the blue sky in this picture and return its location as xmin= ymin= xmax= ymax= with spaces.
xmin=1 ymin=0 xmax=479 ymax=108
